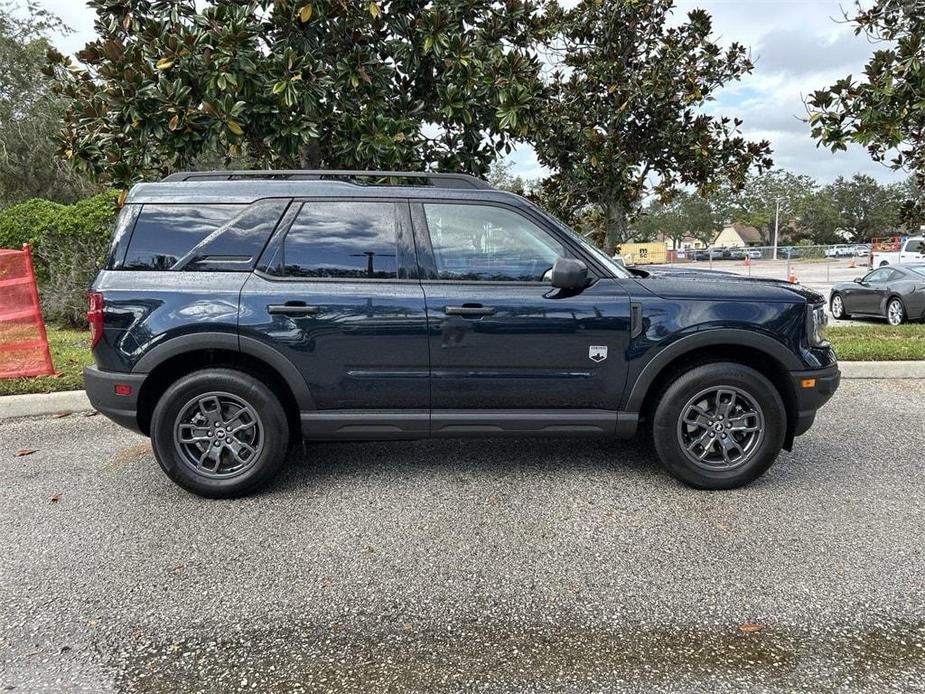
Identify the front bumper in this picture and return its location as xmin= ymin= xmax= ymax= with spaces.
xmin=83 ymin=366 xmax=147 ymax=434
xmin=790 ymin=364 xmax=841 ymax=437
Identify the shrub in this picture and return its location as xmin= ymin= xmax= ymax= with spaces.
xmin=0 ymin=198 xmax=65 ymax=253
xmin=0 ymin=191 xmax=119 ymax=327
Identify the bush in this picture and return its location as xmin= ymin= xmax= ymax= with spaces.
xmin=0 ymin=198 xmax=65 ymax=253
xmin=0 ymin=191 xmax=119 ymax=327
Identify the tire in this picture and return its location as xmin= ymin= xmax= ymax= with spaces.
xmin=652 ymin=362 xmax=787 ymax=490
xmin=830 ymin=293 xmax=850 ymax=320
xmin=150 ymin=368 xmax=290 ymax=498
xmin=886 ymin=297 xmax=906 ymax=326
xmin=880 ymin=260 xmax=889 ymax=267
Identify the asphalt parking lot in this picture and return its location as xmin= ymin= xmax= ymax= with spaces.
xmin=2 ymin=379 xmax=924 ymax=692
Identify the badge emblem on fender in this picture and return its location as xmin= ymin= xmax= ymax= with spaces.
xmin=589 ymin=345 xmax=608 ymax=363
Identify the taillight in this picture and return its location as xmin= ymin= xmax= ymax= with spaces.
xmin=87 ymin=292 xmax=104 ymax=348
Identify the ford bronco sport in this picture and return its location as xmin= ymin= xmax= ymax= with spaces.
xmin=84 ymin=170 xmax=839 ymax=497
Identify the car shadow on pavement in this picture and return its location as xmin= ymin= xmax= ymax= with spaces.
xmin=269 ymin=436 xmax=664 ymax=494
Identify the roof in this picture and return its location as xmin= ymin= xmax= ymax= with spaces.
xmin=726 ymin=223 xmax=764 ymax=244
xmin=125 ymin=179 xmax=525 ymax=206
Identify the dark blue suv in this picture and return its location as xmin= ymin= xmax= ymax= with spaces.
xmin=84 ymin=170 xmax=839 ymax=497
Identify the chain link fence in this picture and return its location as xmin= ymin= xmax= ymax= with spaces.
xmin=659 ymin=244 xmax=872 ymax=286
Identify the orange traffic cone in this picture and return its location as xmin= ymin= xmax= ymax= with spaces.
xmin=743 ymin=255 xmax=750 ymax=267
xmin=788 ymin=269 xmax=798 ymax=283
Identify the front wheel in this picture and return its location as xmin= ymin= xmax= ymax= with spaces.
xmin=830 ymin=293 xmax=850 ymax=320
xmin=887 ymin=297 xmax=906 ymax=326
xmin=150 ymin=368 xmax=290 ymax=498
xmin=652 ymin=362 xmax=787 ymax=489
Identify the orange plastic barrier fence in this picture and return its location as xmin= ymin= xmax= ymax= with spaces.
xmin=0 ymin=244 xmax=54 ymax=379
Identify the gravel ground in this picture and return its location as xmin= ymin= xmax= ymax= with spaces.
xmin=1 ymin=380 xmax=924 ymax=693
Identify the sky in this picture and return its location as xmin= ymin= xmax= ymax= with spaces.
xmin=35 ymin=0 xmax=906 ymax=186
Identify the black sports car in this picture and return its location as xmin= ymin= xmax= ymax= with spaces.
xmin=830 ymin=264 xmax=925 ymax=325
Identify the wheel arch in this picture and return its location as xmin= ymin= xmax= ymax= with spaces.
xmin=133 ymin=333 xmax=311 ymax=437
xmin=626 ymin=331 xmax=801 ymax=446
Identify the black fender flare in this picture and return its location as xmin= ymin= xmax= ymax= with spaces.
xmin=622 ymin=329 xmax=803 ymax=413
xmin=132 ymin=332 xmax=315 ymax=410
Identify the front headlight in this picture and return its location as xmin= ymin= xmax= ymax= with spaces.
xmin=806 ymin=303 xmax=829 ymax=346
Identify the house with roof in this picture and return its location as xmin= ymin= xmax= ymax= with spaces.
xmin=712 ymin=223 xmax=765 ymax=248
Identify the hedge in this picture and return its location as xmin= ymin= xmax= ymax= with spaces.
xmin=0 ymin=190 xmax=120 ymax=326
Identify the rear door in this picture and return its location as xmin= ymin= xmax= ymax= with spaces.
xmin=239 ymin=199 xmax=430 ymax=437
xmin=410 ymin=200 xmax=632 ymax=434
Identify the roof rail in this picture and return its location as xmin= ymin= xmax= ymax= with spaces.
xmin=161 ymin=169 xmax=492 ymax=190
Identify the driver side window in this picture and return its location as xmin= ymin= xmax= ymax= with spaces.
xmin=423 ymin=203 xmax=565 ymax=282
xmin=865 ymin=269 xmax=892 ymax=283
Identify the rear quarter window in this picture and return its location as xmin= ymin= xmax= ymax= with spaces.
xmin=122 ymin=201 xmax=288 ymax=271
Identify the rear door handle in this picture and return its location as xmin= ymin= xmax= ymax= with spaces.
xmin=267 ymin=302 xmax=320 ymax=316
xmin=444 ymin=305 xmax=496 ymax=317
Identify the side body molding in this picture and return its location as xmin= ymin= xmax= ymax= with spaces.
xmin=622 ymin=329 xmax=803 ymax=413
xmin=131 ymin=332 xmax=315 ymax=410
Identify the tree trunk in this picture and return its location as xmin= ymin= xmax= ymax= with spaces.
xmin=298 ymin=140 xmax=322 ymax=169
xmin=603 ymin=200 xmax=629 ymax=256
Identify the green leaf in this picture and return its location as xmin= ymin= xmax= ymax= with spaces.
xmin=226 ymin=120 xmax=244 ymax=135
xmin=298 ymin=4 xmax=313 ymax=22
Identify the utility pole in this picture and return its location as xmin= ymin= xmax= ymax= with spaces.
xmin=772 ymin=198 xmax=781 ymax=261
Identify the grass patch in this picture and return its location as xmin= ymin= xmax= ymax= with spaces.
xmin=0 ymin=327 xmax=92 ymax=397
xmin=827 ymin=323 xmax=925 ymax=361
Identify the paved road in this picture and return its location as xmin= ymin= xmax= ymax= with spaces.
xmin=1 ymin=380 xmax=924 ymax=692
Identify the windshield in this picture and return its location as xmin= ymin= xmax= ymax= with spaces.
xmin=527 ymin=202 xmax=632 ymax=278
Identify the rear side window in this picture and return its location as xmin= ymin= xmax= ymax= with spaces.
xmin=122 ymin=201 xmax=287 ymax=271
xmin=905 ymin=240 xmax=924 ymax=254
xmin=280 ymin=202 xmax=398 ymax=279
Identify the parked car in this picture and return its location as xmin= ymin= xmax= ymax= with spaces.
xmin=871 ymin=237 xmax=925 ymax=267
xmin=745 ymin=249 xmax=763 ymax=260
xmin=84 ymin=169 xmax=840 ymax=497
xmin=853 ymin=244 xmax=870 ymax=257
xmin=778 ymin=247 xmax=801 ymax=260
xmin=691 ymin=248 xmax=714 ymax=261
xmin=830 ymin=264 xmax=925 ymax=325
xmin=824 ymin=245 xmax=855 ymax=258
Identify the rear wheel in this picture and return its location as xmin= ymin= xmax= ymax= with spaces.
xmin=150 ymin=368 xmax=289 ymax=498
xmin=887 ymin=297 xmax=906 ymax=326
xmin=830 ymin=293 xmax=850 ymax=320
xmin=652 ymin=362 xmax=786 ymax=489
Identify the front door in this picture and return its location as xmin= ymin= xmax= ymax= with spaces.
xmin=849 ymin=267 xmax=892 ymax=314
xmin=411 ymin=201 xmax=631 ymax=434
xmin=239 ymin=199 xmax=430 ymax=437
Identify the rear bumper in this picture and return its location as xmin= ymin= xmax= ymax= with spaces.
xmin=83 ymin=366 xmax=147 ymax=434
xmin=790 ymin=364 xmax=841 ymax=436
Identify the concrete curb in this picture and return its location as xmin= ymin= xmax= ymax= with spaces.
xmin=1 ymin=390 xmax=91 ymax=420
xmin=1 ymin=362 xmax=923 ymax=421
xmin=837 ymin=361 xmax=925 ymax=379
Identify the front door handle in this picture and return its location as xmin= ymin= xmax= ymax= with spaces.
xmin=267 ymin=302 xmax=320 ymax=316
xmin=444 ymin=305 xmax=496 ymax=317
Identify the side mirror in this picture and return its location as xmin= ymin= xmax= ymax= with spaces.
xmin=550 ymin=256 xmax=589 ymax=290
xmin=853 ymin=277 xmax=863 ymax=284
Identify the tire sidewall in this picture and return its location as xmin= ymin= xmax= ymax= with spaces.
xmin=150 ymin=368 xmax=289 ymax=497
xmin=652 ymin=363 xmax=786 ymax=489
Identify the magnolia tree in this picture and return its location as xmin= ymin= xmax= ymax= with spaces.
xmin=807 ymin=1 xmax=925 ymax=222
xmin=47 ymin=0 xmax=549 ymax=190
xmin=533 ymin=1 xmax=773 ymax=253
